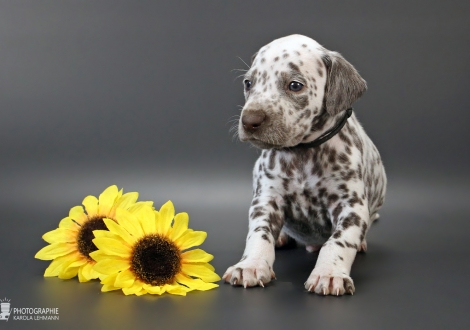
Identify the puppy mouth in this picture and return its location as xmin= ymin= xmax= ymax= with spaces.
xmin=238 ymin=121 xmax=290 ymax=149
xmin=244 ymin=137 xmax=284 ymax=149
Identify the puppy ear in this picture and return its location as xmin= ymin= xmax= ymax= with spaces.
xmin=251 ymin=51 xmax=259 ymax=65
xmin=322 ymin=51 xmax=367 ymax=115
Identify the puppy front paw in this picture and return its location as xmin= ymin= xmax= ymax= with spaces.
xmin=304 ymin=268 xmax=355 ymax=296
xmin=223 ymin=259 xmax=275 ymax=288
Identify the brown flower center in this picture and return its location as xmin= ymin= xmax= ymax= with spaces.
xmin=77 ymin=216 xmax=108 ymax=261
xmin=130 ymin=234 xmax=182 ymax=286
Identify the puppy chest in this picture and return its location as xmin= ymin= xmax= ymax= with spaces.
xmin=281 ymin=186 xmax=333 ymax=242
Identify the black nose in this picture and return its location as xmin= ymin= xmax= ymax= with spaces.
xmin=242 ymin=112 xmax=266 ymax=132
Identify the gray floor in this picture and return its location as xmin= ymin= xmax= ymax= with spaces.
xmin=1 ymin=166 xmax=469 ymax=330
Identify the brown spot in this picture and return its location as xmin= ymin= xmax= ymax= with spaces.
xmin=333 ymin=231 xmax=342 ymax=239
xmin=261 ymin=234 xmax=271 ymax=243
xmin=332 ymin=204 xmax=343 ymax=224
xmin=335 ymin=241 xmax=345 ymax=247
xmin=317 ymin=68 xmax=323 ymax=77
xmin=268 ymin=200 xmax=279 ymax=211
xmin=288 ymin=62 xmax=300 ymax=73
xmin=344 ymin=241 xmax=357 ymax=249
xmin=328 ymin=194 xmax=339 ymax=204
xmin=341 ymin=212 xmax=361 ymax=229
xmin=265 ymin=171 xmax=275 ymax=180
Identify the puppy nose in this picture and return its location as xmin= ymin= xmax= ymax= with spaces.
xmin=242 ymin=112 xmax=266 ymax=132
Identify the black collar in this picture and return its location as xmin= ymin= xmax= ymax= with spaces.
xmin=291 ymin=107 xmax=353 ymax=149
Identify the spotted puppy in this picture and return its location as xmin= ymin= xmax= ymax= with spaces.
xmin=223 ymin=34 xmax=386 ymax=295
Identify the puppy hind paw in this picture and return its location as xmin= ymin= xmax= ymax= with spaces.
xmin=275 ymin=231 xmax=291 ymax=248
xmin=371 ymin=213 xmax=380 ymax=222
xmin=305 ymin=244 xmax=322 ymax=253
xmin=357 ymin=240 xmax=368 ymax=252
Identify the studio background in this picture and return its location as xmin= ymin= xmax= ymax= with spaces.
xmin=1 ymin=1 xmax=469 ymax=329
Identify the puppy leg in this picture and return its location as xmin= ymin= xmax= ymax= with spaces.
xmin=357 ymin=212 xmax=379 ymax=252
xmin=305 ymin=204 xmax=369 ymax=295
xmin=223 ymin=197 xmax=283 ymax=288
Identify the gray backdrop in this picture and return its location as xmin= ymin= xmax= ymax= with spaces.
xmin=1 ymin=1 xmax=469 ymax=329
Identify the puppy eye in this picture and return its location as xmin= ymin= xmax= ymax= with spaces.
xmin=244 ymin=79 xmax=253 ymax=91
xmin=289 ymin=81 xmax=304 ymax=92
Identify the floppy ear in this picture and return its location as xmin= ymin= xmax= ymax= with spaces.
xmin=322 ymin=51 xmax=367 ymax=115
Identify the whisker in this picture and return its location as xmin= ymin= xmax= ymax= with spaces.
xmin=233 ymin=73 xmax=246 ymax=82
xmin=237 ymin=56 xmax=251 ymax=69
xmin=231 ymin=68 xmax=248 ymax=72
xmin=228 ymin=114 xmax=240 ymax=121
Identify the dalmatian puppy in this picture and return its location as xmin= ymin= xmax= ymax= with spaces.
xmin=223 ymin=34 xmax=386 ymax=295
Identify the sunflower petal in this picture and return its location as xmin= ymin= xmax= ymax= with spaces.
xmin=79 ymin=262 xmax=98 ymax=282
xmin=35 ymin=243 xmax=76 ymax=260
xmin=175 ymin=274 xmax=218 ymax=291
xmin=102 ymin=284 xmax=120 ymax=292
xmin=100 ymin=272 xmax=118 ymax=285
xmin=92 ymin=237 xmax=131 ymax=257
xmin=158 ymin=201 xmax=174 ymax=235
xmin=137 ymin=205 xmax=157 ymax=235
xmin=42 ymin=228 xmax=77 ymax=244
xmin=43 ymin=252 xmax=81 ymax=277
xmin=103 ymin=218 xmax=136 ymax=245
xmin=115 ymin=269 xmax=136 ymax=288
xmin=115 ymin=208 xmax=144 ymax=237
xmin=195 ymin=281 xmax=218 ymax=290
xmin=175 ymin=231 xmax=207 ymax=251
xmin=98 ymin=185 xmax=119 ymax=216
xmin=135 ymin=289 xmax=147 ymax=296
xmin=127 ymin=201 xmax=154 ymax=213
xmin=78 ymin=262 xmax=98 ymax=282
xmin=203 ymin=263 xmax=215 ymax=272
xmin=163 ymin=283 xmax=188 ymax=296
xmin=115 ymin=192 xmax=139 ymax=210
xmin=89 ymin=266 xmax=101 ymax=279
xmin=93 ymin=229 xmax=125 ymax=242
xmin=181 ymin=249 xmax=214 ymax=263
xmin=89 ymin=250 xmax=127 ymax=262
xmin=170 ymin=212 xmax=189 ymax=240
xmin=181 ymin=263 xmax=221 ymax=282
xmin=58 ymin=217 xmax=80 ymax=230
xmin=58 ymin=266 xmax=79 ymax=279
xmin=68 ymin=258 xmax=88 ymax=269
xmin=69 ymin=206 xmax=87 ymax=224
xmin=122 ymin=282 xmax=143 ymax=295
xmin=93 ymin=259 xmax=130 ymax=275
xmin=142 ymin=284 xmax=163 ymax=295
xmin=82 ymin=195 xmax=99 ymax=217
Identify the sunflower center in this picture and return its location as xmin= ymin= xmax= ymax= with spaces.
xmin=130 ymin=234 xmax=182 ymax=286
xmin=77 ymin=216 xmax=108 ymax=260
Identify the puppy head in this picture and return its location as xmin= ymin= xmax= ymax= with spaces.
xmin=238 ymin=34 xmax=366 ymax=149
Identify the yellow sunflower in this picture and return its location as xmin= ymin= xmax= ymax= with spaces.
xmin=90 ymin=201 xmax=220 ymax=296
xmin=35 ymin=185 xmax=152 ymax=282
